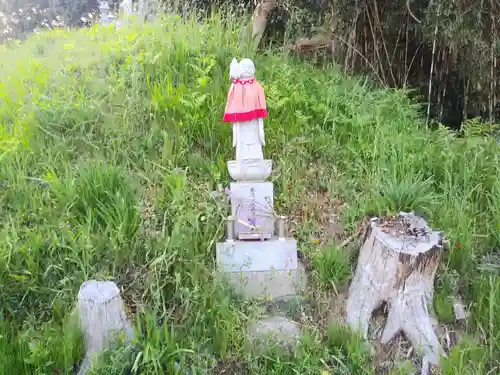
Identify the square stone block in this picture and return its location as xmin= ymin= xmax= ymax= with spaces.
xmin=216 ymin=239 xmax=298 ymax=272
xmin=218 ymin=261 xmax=307 ymax=300
xmin=230 ymin=182 xmax=274 ymax=239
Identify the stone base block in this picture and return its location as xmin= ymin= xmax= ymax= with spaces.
xmin=220 ymin=262 xmax=307 ymax=300
xmin=230 ymin=181 xmax=275 ymax=239
xmin=216 ymin=239 xmax=297 ymax=272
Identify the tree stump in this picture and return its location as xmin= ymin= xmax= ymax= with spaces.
xmin=251 ymin=0 xmax=277 ymax=49
xmin=346 ymin=212 xmax=445 ymax=366
xmin=77 ymin=280 xmax=135 ymax=375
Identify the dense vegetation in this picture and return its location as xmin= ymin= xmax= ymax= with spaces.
xmin=2 ymin=0 xmax=499 ymax=128
xmin=295 ymin=0 xmax=500 ymax=128
xmin=1 ymin=13 xmax=500 ymax=374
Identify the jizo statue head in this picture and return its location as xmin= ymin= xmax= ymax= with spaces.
xmin=229 ymin=58 xmax=256 ymax=80
xmin=238 ymin=59 xmax=255 ymax=79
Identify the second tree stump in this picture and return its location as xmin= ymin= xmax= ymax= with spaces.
xmin=346 ymin=212 xmax=445 ymax=366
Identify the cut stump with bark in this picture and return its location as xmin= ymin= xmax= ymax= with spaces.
xmin=77 ymin=280 xmax=135 ymax=375
xmin=346 ymin=212 xmax=445 ymax=366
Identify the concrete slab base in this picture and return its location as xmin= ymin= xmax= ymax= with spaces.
xmin=218 ymin=261 xmax=307 ymax=300
xmin=216 ymin=239 xmax=298 ymax=272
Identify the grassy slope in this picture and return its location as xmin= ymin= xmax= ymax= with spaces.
xmin=0 ymin=14 xmax=499 ymax=374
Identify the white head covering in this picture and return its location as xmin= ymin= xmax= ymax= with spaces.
xmin=238 ymin=58 xmax=255 ymax=79
xmin=229 ymin=58 xmax=256 ymax=80
xmin=229 ymin=58 xmax=240 ymax=79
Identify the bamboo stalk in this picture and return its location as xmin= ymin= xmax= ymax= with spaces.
xmin=426 ymin=1 xmax=441 ymax=127
xmin=491 ymin=0 xmax=497 ymax=123
xmin=403 ymin=14 xmax=409 ymax=87
xmin=439 ymin=52 xmax=449 ymax=122
xmin=372 ymin=0 xmax=396 ymax=86
xmin=390 ymin=21 xmax=404 ymax=86
xmin=463 ymin=79 xmax=470 ymax=124
xmin=365 ymin=2 xmax=386 ymax=84
xmin=344 ymin=1 xmax=360 ymax=75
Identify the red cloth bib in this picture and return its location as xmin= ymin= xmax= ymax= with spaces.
xmin=223 ymin=78 xmax=268 ymax=122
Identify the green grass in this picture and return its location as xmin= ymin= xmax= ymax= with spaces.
xmin=1 ymin=11 xmax=500 ymax=374
xmin=312 ymin=245 xmax=351 ymax=291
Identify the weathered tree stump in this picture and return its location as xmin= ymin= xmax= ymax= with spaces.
xmin=251 ymin=0 xmax=277 ymax=49
xmin=77 ymin=280 xmax=135 ymax=375
xmin=346 ymin=212 xmax=445 ymax=366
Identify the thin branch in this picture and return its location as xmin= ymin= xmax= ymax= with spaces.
xmin=331 ymin=32 xmax=385 ymax=85
xmin=407 ymin=0 xmax=421 ymax=23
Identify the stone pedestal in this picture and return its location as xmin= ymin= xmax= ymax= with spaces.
xmin=217 ymin=239 xmax=297 ymax=272
xmin=216 ymin=224 xmax=303 ymax=299
xmin=215 ymin=157 xmax=304 ymax=299
xmin=230 ymin=182 xmax=274 ymax=239
xmin=220 ymin=262 xmax=307 ymax=300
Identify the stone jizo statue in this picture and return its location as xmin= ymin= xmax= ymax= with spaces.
xmin=121 ymin=0 xmax=133 ymax=18
xmin=223 ymin=58 xmax=268 ymax=161
xmin=99 ymin=1 xmax=111 ymax=24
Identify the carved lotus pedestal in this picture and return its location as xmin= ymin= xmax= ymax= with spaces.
xmin=227 ymin=159 xmax=272 ymax=182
